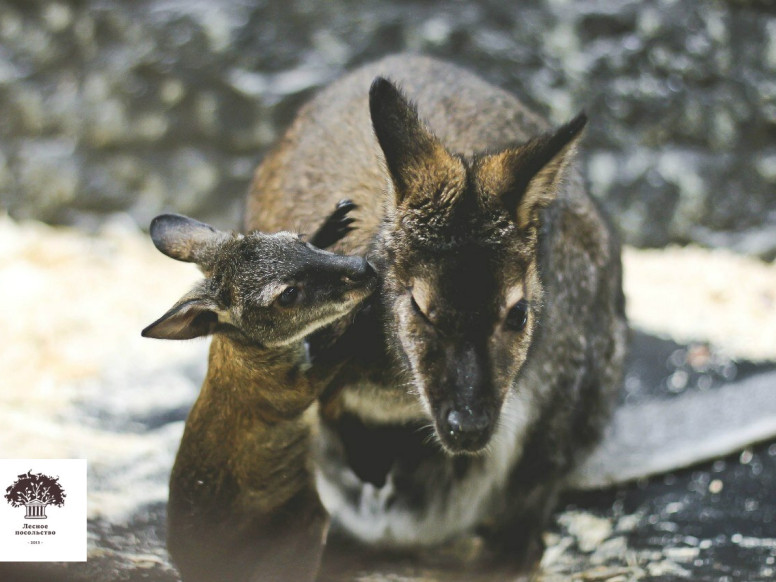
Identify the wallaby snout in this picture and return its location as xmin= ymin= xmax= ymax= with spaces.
xmin=421 ymin=341 xmax=503 ymax=453
xmin=439 ymin=404 xmax=495 ymax=453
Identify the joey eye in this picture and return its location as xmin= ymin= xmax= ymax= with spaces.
xmin=505 ymin=299 xmax=529 ymax=332
xmin=276 ymin=286 xmax=300 ymax=308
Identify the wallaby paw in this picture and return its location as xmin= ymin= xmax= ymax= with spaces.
xmin=309 ymin=199 xmax=358 ymax=249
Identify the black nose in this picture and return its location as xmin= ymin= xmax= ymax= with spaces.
xmin=344 ymin=258 xmax=376 ymax=284
xmin=443 ymin=408 xmax=492 ymax=451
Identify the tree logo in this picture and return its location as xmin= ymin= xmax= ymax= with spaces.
xmin=4 ymin=470 xmax=66 ymax=519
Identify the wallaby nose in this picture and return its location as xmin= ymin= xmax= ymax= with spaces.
xmin=343 ymin=257 xmax=376 ymax=284
xmin=443 ymin=407 xmax=493 ymax=451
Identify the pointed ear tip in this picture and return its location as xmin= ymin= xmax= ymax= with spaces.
xmin=141 ymin=313 xmax=170 ymax=338
xmin=570 ymin=112 xmax=589 ymax=132
xmin=369 ymin=76 xmax=393 ymax=95
xmin=369 ymin=77 xmax=405 ymax=112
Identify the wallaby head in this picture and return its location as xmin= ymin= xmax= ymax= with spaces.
xmin=142 ymin=213 xmax=377 ymax=347
xmin=369 ymin=77 xmax=587 ymax=454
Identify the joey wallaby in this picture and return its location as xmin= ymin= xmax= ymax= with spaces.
xmin=246 ymin=55 xmax=627 ymax=569
xmin=141 ymin=202 xmax=376 ymax=582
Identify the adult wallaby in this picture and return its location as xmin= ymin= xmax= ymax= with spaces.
xmin=142 ymin=202 xmax=376 ymax=582
xmin=246 ymin=55 xmax=627 ymax=570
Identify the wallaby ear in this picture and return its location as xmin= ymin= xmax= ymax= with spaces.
xmin=141 ymin=294 xmax=223 ymax=340
xmin=369 ymin=77 xmax=453 ymax=204
xmin=485 ymin=113 xmax=587 ymax=229
xmin=149 ymin=214 xmax=231 ymax=267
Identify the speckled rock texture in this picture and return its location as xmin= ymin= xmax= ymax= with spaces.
xmin=1 ymin=0 xmax=775 ymax=257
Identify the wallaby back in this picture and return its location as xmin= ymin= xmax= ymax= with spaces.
xmin=246 ymin=55 xmax=547 ymax=248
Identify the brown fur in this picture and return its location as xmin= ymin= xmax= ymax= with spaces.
xmin=246 ymin=56 xmax=547 ymax=248
xmin=142 ymin=211 xmax=376 ymax=581
xmin=245 ymin=55 xmax=627 ymax=572
xmin=167 ymin=338 xmax=328 ymax=582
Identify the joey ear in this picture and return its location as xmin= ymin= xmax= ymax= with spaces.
xmin=369 ymin=77 xmax=450 ymax=204
xmin=141 ymin=295 xmax=223 ymax=340
xmin=149 ymin=214 xmax=232 ymax=267
xmin=488 ymin=113 xmax=588 ymax=229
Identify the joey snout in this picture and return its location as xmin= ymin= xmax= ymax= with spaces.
xmin=341 ymin=257 xmax=377 ymax=286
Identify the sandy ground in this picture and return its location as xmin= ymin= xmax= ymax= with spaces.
xmin=0 ymin=214 xmax=207 ymax=519
xmin=1 ymin=213 xmax=775 ymax=580
xmin=623 ymin=246 xmax=776 ymax=362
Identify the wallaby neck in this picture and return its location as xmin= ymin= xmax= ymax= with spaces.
xmin=174 ymin=333 xmax=318 ymax=502
xmin=168 ymin=333 xmax=328 ymax=582
xmin=198 ymin=335 xmax=312 ymax=423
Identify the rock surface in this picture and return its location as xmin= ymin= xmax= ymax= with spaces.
xmin=1 ymin=1 xmax=775 ymax=257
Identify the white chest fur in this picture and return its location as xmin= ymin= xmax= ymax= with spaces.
xmin=314 ymin=391 xmax=533 ymax=546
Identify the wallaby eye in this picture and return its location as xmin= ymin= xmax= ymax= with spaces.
xmin=410 ymin=294 xmax=424 ymax=316
xmin=505 ymin=299 xmax=529 ymax=332
xmin=277 ymin=286 xmax=300 ymax=308
xmin=409 ymin=291 xmax=434 ymax=325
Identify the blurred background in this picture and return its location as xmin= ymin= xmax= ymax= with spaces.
xmin=1 ymin=1 xmax=775 ymax=580
xmin=1 ymin=0 xmax=774 ymax=258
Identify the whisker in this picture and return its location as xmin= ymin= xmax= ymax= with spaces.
xmin=413 ymin=422 xmax=435 ymax=435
